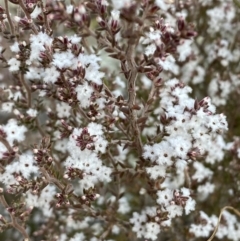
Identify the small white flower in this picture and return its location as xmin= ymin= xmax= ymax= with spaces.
xmin=145 ymin=222 xmax=161 ymax=240
xmin=56 ymin=102 xmax=71 ymax=118
xmin=117 ymin=197 xmax=131 ymax=214
xmin=17 ymin=152 xmax=39 ymax=179
xmin=8 ymin=58 xmax=21 ymax=72
xmin=94 ymin=136 xmax=108 ymax=153
xmin=157 ymin=189 xmax=173 ymax=206
xmin=29 ymin=32 xmax=52 ymax=63
xmin=146 ymin=165 xmax=166 ymax=179
xmin=1 ymin=102 xmax=14 ymax=113
xmin=184 ymin=198 xmax=196 ymax=215
xmin=2 ymin=119 xmax=27 ymax=145
xmin=66 ymin=5 xmax=74 ymax=14
xmin=76 ymin=82 xmax=94 ymax=108
xmin=53 ymin=50 xmax=77 ymax=69
xmin=68 ymin=34 xmax=81 ymax=44
xmin=26 ymin=108 xmax=38 ymax=117
xmin=30 ymin=5 xmax=42 ymax=19
xmin=10 ymin=42 xmax=20 ymax=53
xmin=111 ymin=0 xmax=132 ymax=9
xmin=157 ymin=55 xmax=179 ymax=75
xmin=43 ymin=66 xmax=60 ymax=84
xmin=69 ymin=233 xmax=85 ymax=241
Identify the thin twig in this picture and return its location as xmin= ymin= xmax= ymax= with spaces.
xmin=116 ymin=123 xmax=131 ymax=139
xmin=81 ymin=37 xmax=92 ymax=54
xmin=126 ymin=40 xmax=143 ymax=156
xmin=0 ymin=193 xmax=30 ymax=241
xmin=35 ymin=117 xmax=46 ymax=137
xmin=18 ymin=0 xmax=38 ymax=34
xmin=140 ymin=79 xmax=157 ymax=123
xmin=76 ymin=105 xmax=91 ymax=121
xmin=110 ymin=139 xmax=132 ymax=145
xmin=99 ymin=224 xmax=113 ymax=240
xmin=19 ymin=72 xmax=31 ymax=108
xmin=207 ymin=206 xmax=240 ymax=241
xmin=39 ymin=0 xmax=51 ymax=35
xmin=4 ymin=0 xmax=15 ymax=36
xmin=40 ymin=167 xmax=65 ymax=190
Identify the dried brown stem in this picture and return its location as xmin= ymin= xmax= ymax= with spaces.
xmin=39 ymin=0 xmax=51 ymax=35
xmin=19 ymin=72 xmax=31 ymax=108
xmin=76 ymin=105 xmax=91 ymax=121
xmin=4 ymin=0 xmax=15 ymax=36
xmin=126 ymin=40 xmax=143 ymax=156
xmin=40 ymin=167 xmax=65 ymax=190
xmin=35 ymin=117 xmax=47 ymax=137
xmin=116 ymin=122 xmax=131 ymax=139
xmin=140 ymin=80 xmax=157 ymax=120
xmin=207 ymin=206 xmax=240 ymax=241
xmin=18 ymin=0 xmax=38 ymax=34
xmin=0 ymin=193 xmax=30 ymax=241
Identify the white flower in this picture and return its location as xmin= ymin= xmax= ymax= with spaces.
xmin=157 ymin=55 xmax=179 ymax=75
xmin=25 ymin=185 xmax=56 ymax=217
xmin=0 ymin=166 xmax=17 ymax=187
xmin=69 ymin=233 xmax=85 ymax=241
xmin=54 ymin=139 xmax=68 ymax=153
xmin=53 ymin=50 xmax=77 ymax=69
xmin=118 ymin=197 xmax=131 ymax=214
xmin=68 ymin=34 xmax=81 ymax=44
xmin=177 ymin=39 xmax=193 ymax=61
xmin=56 ymin=102 xmax=71 ymax=118
xmin=157 ymin=189 xmax=173 ymax=206
xmin=155 ymin=0 xmax=173 ymax=11
xmin=145 ymin=43 xmax=157 ymax=56
xmin=88 ymin=122 xmax=103 ymax=136
xmin=197 ymin=182 xmax=215 ymax=201
xmin=112 ymin=225 xmax=120 ymax=234
xmin=30 ymin=5 xmax=42 ymax=19
xmin=76 ymin=82 xmax=94 ymax=108
xmin=94 ymin=136 xmax=108 ymax=153
xmin=1 ymin=102 xmax=14 ymax=113
xmin=146 ymin=165 xmax=166 ymax=179
xmin=8 ymin=58 xmax=21 ymax=72
xmin=17 ymin=152 xmax=39 ymax=179
xmin=2 ymin=119 xmax=27 ymax=145
xmin=113 ymin=76 xmax=126 ymax=88
xmin=25 ymin=67 xmax=44 ymax=80
xmin=110 ymin=9 xmax=120 ymax=21
xmin=166 ymin=204 xmax=183 ymax=218
xmin=184 ymin=198 xmax=196 ymax=215
xmin=10 ymin=42 xmax=20 ymax=53
xmin=167 ymin=136 xmax=191 ymax=159
xmin=66 ymin=5 xmax=74 ymax=14
xmin=189 ymin=211 xmax=214 ymax=237
xmin=29 ymin=32 xmax=52 ymax=63
xmin=143 ymin=144 xmax=157 ymax=161
xmin=192 ymin=161 xmax=213 ymax=182
xmin=43 ymin=66 xmax=60 ymax=84
xmin=111 ymin=0 xmax=132 ymax=9
xmin=145 ymin=222 xmax=161 ymax=240
xmin=78 ymin=54 xmax=104 ymax=85
xmin=26 ymin=108 xmax=38 ymax=117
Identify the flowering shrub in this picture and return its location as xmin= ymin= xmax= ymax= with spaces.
xmin=0 ymin=0 xmax=240 ymax=240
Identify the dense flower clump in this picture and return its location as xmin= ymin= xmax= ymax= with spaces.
xmin=0 ymin=0 xmax=240 ymax=240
